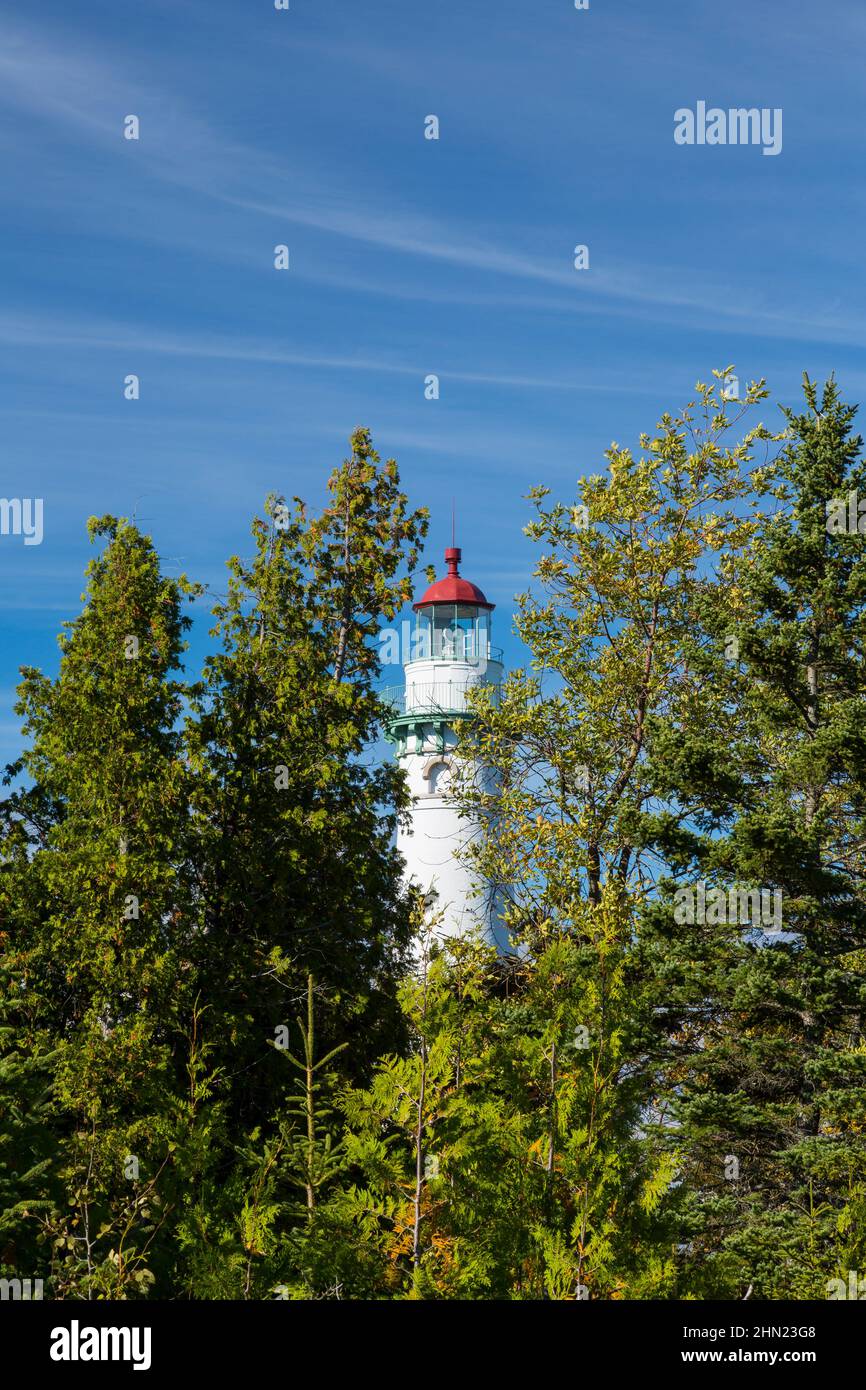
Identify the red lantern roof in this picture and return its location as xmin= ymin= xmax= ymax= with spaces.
xmin=413 ymin=547 xmax=494 ymax=612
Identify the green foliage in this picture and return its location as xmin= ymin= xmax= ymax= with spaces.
xmin=1 ymin=390 xmax=864 ymax=1301
xmin=183 ymin=429 xmax=429 ymax=1141
xmin=640 ymin=375 xmax=866 ymax=1296
xmin=0 ymin=431 xmax=428 ymax=1298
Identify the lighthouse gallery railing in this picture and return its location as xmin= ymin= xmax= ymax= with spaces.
xmin=380 ymin=682 xmax=502 ymax=717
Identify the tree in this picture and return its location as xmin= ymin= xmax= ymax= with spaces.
xmin=640 ymin=375 xmax=866 ymax=1298
xmin=340 ymin=922 xmax=529 ymax=1299
xmin=0 ymin=516 xmax=200 ymax=1296
xmin=452 ymin=373 xmax=777 ymax=1295
xmin=183 ymin=429 xmax=428 ymax=1146
xmin=0 ymin=958 xmax=55 ymax=1281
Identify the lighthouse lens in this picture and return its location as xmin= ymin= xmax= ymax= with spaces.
xmin=425 ymin=605 xmax=488 ymax=661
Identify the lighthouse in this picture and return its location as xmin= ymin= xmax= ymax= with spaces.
xmin=384 ymin=546 xmax=508 ymax=952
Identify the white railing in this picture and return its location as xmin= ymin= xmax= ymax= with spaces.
xmin=381 ymin=681 xmax=501 ymax=716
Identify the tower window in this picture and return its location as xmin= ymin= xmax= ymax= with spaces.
xmin=422 ymin=755 xmax=452 ymax=796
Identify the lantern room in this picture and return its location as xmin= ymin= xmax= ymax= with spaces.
xmin=412 ymin=547 xmax=495 ymax=664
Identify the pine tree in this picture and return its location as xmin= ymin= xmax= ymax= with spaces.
xmin=642 ymin=375 xmax=866 ymax=1297
xmin=340 ymin=924 xmax=528 ymax=1299
xmin=183 ymin=430 xmax=428 ymax=1146
xmin=0 ymin=516 xmax=200 ymax=1296
xmin=506 ymin=892 xmax=679 ymax=1300
xmin=0 ymin=959 xmax=56 ymax=1283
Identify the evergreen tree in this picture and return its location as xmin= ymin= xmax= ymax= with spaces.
xmin=183 ymin=429 xmax=428 ymax=1146
xmin=642 ymin=376 xmax=866 ymax=1297
xmin=0 ymin=516 xmax=199 ymax=1295
xmin=340 ymin=924 xmax=528 ymax=1299
xmin=0 ymin=959 xmax=55 ymax=1281
xmin=5 ymin=382 xmax=865 ymax=1303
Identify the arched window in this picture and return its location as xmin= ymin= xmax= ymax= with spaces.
xmin=422 ymin=755 xmax=452 ymax=796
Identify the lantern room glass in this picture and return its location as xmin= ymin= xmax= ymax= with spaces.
xmin=415 ymin=604 xmax=491 ymax=662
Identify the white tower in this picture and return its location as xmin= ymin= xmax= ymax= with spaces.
xmin=384 ymin=547 xmax=508 ymax=952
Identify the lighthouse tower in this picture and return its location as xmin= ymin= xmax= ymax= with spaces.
xmin=384 ymin=547 xmax=508 ymax=952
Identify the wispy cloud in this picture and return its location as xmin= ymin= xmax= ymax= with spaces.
xmin=0 ymin=310 xmax=664 ymax=394
xmin=1 ymin=16 xmax=862 ymax=349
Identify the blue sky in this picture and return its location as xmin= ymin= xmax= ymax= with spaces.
xmin=1 ymin=0 xmax=864 ymax=764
